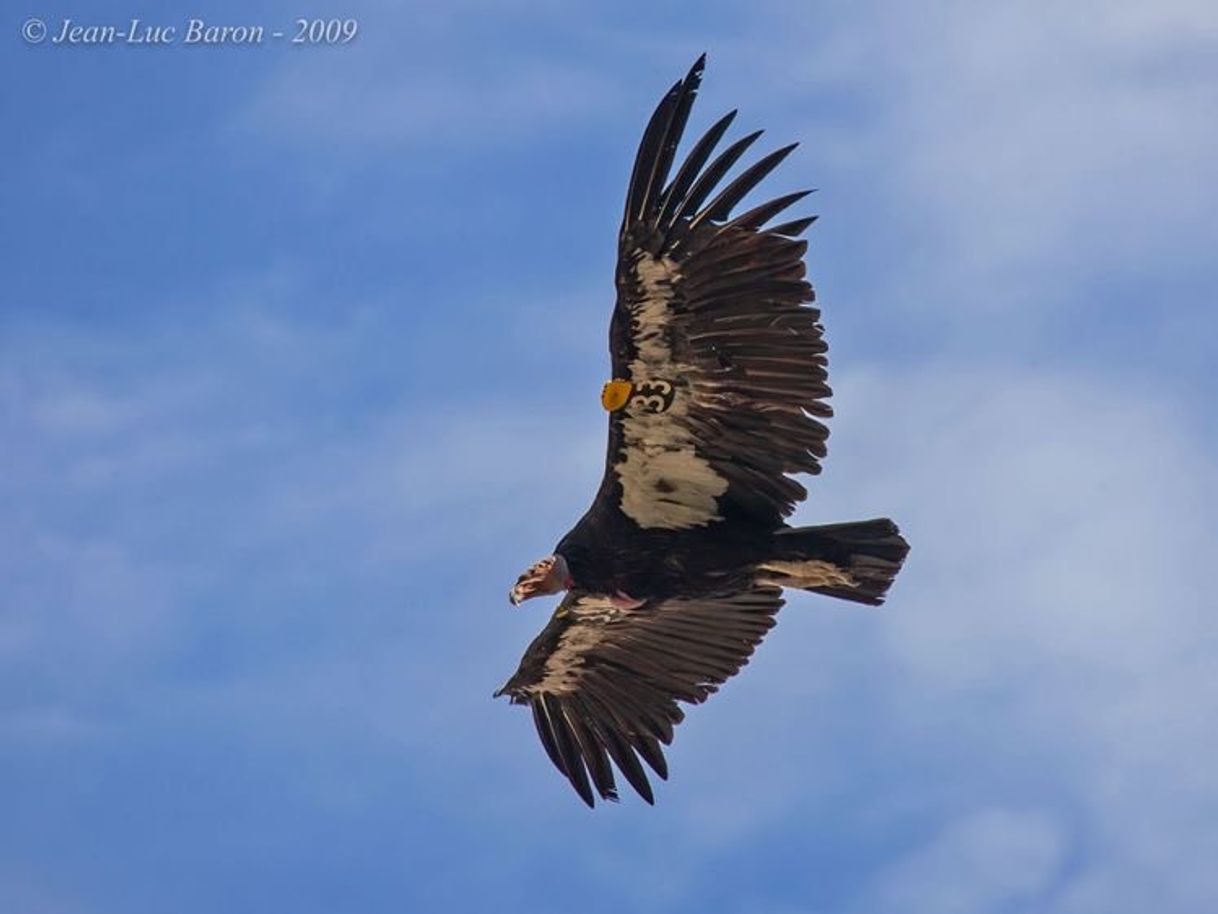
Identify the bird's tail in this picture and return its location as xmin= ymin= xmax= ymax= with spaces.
xmin=758 ymin=518 xmax=910 ymax=605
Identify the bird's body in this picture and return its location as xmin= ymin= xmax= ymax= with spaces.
xmin=555 ymin=498 xmax=768 ymax=600
xmin=498 ymin=56 xmax=910 ymax=807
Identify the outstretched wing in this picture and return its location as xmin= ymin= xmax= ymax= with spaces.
xmin=495 ymin=584 xmax=784 ymax=806
xmin=598 ymin=55 xmax=830 ymax=532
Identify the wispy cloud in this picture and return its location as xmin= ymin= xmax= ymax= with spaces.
xmin=863 ymin=807 xmax=1068 ymax=914
xmin=234 ymin=3 xmax=624 ymax=156
xmin=737 ymin=0 xmax=1218 ymax=327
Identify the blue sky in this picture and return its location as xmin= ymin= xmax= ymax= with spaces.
xmin=3 ymin=1 xmax=1217 ymax=911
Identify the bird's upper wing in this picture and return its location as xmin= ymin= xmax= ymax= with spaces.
xmin=495 ymin=584 xmax=784 ymax=806
xmin=597 ymin=55 xmax=830 ymax=532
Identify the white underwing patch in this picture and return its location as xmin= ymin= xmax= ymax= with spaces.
xmin=614 ymin=252 xmax=727 ymax=530
xmin=533 ymin=595 xmax=631 ymax=695
xmin=530 ymin=590 xmax=779 ymax=696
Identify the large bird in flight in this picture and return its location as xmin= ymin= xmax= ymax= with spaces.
xmin=496 ymin=56 xmax=909 ymax=807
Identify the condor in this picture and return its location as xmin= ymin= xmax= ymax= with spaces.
xmin=497 ymin=56 xmax=910 ymax=807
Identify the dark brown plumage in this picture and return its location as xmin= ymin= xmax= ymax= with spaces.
xmin=496 ymin=584 xmax=783 ymax=806
xmin=499 ymin=56 xmax=910 ymax=806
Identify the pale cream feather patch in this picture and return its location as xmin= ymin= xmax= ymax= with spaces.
xmin=613 ymin=252 xmax=728 ymax=530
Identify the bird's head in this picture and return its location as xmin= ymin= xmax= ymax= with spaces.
xmin=509 ymin=554 xmax=572 ymax=606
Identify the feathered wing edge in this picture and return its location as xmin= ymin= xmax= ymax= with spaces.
xmin=495 ymin=586 xmax=784 ymax=807
xmin=604 ymin=55 xmax=830 ymax=528
xmin=621 ymin=54 xmax=817 ymax=248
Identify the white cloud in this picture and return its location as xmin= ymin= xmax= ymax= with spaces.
xmin=831 ymin=364 xmax=1213 ymax=681
xmin=659 ymin=359 xmax=1218 ymax=912
xmin=864 ymin=807 xmax=1067 ymax=914
xmin=235 ymin=3 xmax=622 ymax=156
xmin=747 ymin=0 xmax=1218 ymax=317
xmin=0 ymin=280 xmax=610 ymax=761
xmin=243 ymin=56 xmax=618 ymax=151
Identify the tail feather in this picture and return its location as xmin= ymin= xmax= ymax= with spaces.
xmin=761 ymin=518 xmax=909 ymax=606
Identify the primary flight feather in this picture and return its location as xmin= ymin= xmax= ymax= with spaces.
xmin=497 ymin=55 xmax=910 ymax=807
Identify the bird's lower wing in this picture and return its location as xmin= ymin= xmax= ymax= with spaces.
xmin=495 ymin=585 xmax=784 ymax=806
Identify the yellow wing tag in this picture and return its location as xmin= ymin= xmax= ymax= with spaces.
xmin=602 ymin=379 xmax=676 ymax=413
xmin=601 ymin=379 xmax=634 ymax=412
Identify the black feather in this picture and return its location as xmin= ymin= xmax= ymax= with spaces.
xmin=689 ymin=143 xmax=799 ymax=231
xmin=671 ymin=130 xmax=764 ymax=230
xmin=767 ymin=216 xmax=818 ymax=237
xmin=634 ymin=55 xmax=706 ymax=227
xmin=563 ymin=702 xmax=619 ymax=802
xmin=717 ymin=190 xmax=811 ymax=234
xmin=655 ymin=110 xmax=738 ymax=234
xmin=543 ymin=695 xmax=594 ymax=807
xmin=530 ymin=700 xmax=567 ymax=776
xmin=587 ymin=715 xmax=655 ymax=805
xmin=623 ymin=80 xmax=683 ymax=231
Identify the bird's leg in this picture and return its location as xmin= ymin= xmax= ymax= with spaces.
xmin=609 ymin=591 xmax=646 ymax=610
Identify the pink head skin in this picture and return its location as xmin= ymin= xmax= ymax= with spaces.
xmin=508 ymin=554 xmax=572 ymax=606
